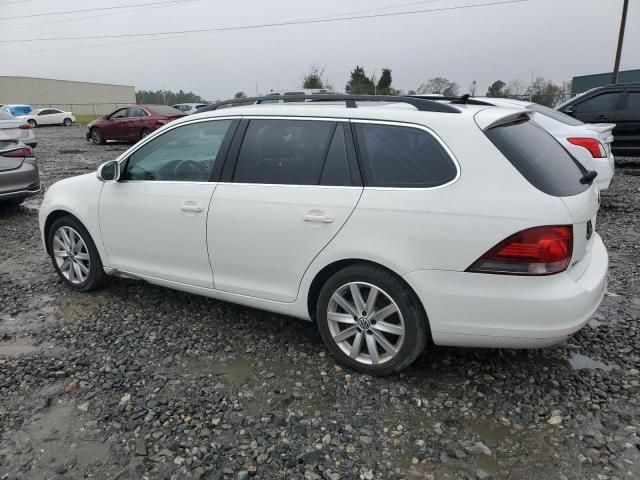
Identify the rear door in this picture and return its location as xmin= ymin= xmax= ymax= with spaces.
xmin=208 ymin=117 xmax=363 ymax=302
xmin=614 ymin=88 xmax=640 ymax=155
xmin=569 ymin=90 xmax=622 ymax=124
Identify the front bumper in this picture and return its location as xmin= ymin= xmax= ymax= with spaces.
xmin=403 ymin=234 xmax=608 ymax=348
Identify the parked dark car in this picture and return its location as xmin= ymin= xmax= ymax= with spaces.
xmin=558 ymin=83 xmax=640 ymax=155
xmin=85 ymin=105 xmax=186 ymax=144
xmin=0 ymin=141 xmax=40 ymax=206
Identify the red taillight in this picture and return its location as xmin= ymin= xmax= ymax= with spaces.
xmin=568 ymin=138 xmax=606 ymax=158
xmin=1 ymin=146 xmax=34 ymax=158
xmin=19 ymin=124 xmax=32 ymax=130
xmin=467 ymin=226 xmax=573 ymax=275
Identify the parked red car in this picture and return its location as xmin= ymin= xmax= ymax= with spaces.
xmin=85 ymin=105 xmax=186 ymax=144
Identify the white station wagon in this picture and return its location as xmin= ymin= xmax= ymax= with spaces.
xmin=39 ymin=95 xmax=608 ymax=375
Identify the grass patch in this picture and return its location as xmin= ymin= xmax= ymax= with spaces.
xmin=74 ymin=114 xmax=101 ymax=124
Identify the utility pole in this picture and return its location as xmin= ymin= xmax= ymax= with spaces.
xmin=612 ymin=0 xmax=629 ymax=84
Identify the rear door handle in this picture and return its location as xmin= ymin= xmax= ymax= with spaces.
xmin=303 ymin=212 xmax=334 ymax=223
xmin=181 ymin=203 xmax=203 ymax=213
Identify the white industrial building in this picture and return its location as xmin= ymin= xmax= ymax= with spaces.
xmin=0 ymin=76 xmax=136 ymax=116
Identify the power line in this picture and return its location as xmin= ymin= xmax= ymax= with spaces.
xmin=0 ymin=0 xmax=529 ymax=43
xmin=0 ymin=0 xmax=201 ymax=21
xmin=1 ymin=0 xmax=199 ymax=32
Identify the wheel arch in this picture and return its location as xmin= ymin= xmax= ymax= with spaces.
xmin=306 ymin=258 xmax=430 ymax=331
xmin=44 ymin=210 xmax=89 ymax=255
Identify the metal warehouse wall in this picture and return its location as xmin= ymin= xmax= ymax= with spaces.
xmin=0 ymin=76 xmax=136 ymax=116
xmin=572 ymin=69 xmax=640 ymax=94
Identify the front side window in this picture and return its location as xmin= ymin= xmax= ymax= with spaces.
xmin=124 ymin=120 xmax=232 ymax=182
xmin=354 ymin=123 xmax=457 ymax=188
xmin=574 ymin=92 xmax=620 ymax=113
xmin=233 ymin=119 xmax=337 ymax=185
xmin=38 ymin=110 xmax=51 ymax=116
xmin=109 ymin=108 xmax=128 ymax=119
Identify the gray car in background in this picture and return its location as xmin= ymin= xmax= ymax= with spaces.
xmin=0 ymin=141 xmax=40 ymax=206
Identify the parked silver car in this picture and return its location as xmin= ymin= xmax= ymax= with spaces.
xmin=0 ymin=141 xmax=40 ymax=206
xmin=0 ymin=110 xmax=37 ymax=148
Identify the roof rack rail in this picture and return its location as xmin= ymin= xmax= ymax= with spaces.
xmin=406 ymin=94 xmax=493 ymax=106
xmin=199 ymin=94 xmax=461 ymax=114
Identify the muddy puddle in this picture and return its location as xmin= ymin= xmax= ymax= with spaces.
xmin=569 ymin=352 xmax=619 ymax=371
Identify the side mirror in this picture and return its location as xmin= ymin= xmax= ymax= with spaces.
xmin=97 ymin=160 xmax=120 ymax=182
xmin=102 ymin=115 xmax=109 ymax=120
xmin=563 ymin=107 xmax=575 ymax=116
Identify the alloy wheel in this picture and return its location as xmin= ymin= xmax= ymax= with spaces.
xmin=53 ymin=226 xmax=90 ymax=284
xmin=327 ymin=282 xmax=405 ymax=366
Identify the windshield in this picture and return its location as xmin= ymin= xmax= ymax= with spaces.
xmin=526 ymin=103 xmax=584 ymax=126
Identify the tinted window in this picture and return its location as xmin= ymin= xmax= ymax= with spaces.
xmin=623 ymin=92 xmax=640 ymax=111
xmin=124 ymin=120 xmax=232 ymax=181
xmin=574 ymin=92 xmax=620 ymax=113
xmin=109 ymin=108 xmax=128 ymax=119
xmin=320 ymin=124 xmax=351 ymax=186
xmin=485 ymin=119 xmax=588 ymax=197
xmin=128 ymin=107 xmax=148 ymax=118
xmin=527 ymin=103 xmax=584 ymax=126
xmin=354 ymin=123 xmax=457 ymax=188
xmin=38 ymin=110 xmax=51 ymax=116
xmin=148 ymin=105 xmax=184 ymax=116
xmin=233 ymin=119 xmax=335 ymax=185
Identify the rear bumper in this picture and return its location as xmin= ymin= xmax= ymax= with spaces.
xmin=594 ymin=152 xmax=615 ymax=190
xmin=403 ymin=234 xmax=608 ymax=348
xmin=0 ymin=186 xmax=41 ymax=201
xmin=0 ymin=161 xmax=41 ymax=201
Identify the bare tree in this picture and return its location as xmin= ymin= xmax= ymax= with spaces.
xmin=469 ymin=80 xmax=477 ymax=96
xmin=507 ymin=79 xmax=525 ymax=96
xmin=417 ymin=77 xmax=457 ymax=95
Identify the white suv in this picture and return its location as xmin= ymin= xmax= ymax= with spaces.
xmin=39 ymin=95 xmax=608 ymax=375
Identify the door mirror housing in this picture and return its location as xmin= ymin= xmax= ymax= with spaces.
xmin=102 ymin=115 xmax=110 ymax=120
xmin=97 ymin=160 xmax=120 ymax=182
xmin=563 ymin=107 xmax=575 ymax=116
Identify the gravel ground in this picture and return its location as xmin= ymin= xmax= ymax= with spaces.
xmin=1 ymin=125 xmax=640 ymax=480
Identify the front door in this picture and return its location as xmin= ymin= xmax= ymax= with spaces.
xmin=570 ymin=90 xmax=622 ymax=124
xmin=208 ymin=118 xmax=363 ymax=302
xmin=99 ymin=118 xmax=237 ymax=287
xmin=102 ymin=108 xmax=130 ymax=141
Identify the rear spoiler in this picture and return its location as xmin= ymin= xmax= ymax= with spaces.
xmin=474 ymin=108 xmax=534 ymax=131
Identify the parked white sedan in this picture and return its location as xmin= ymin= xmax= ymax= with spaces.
xmin=18 ymin=108 xmax=76 ymax=128
xmin=38 ymin=95 xmax=608 ymax=375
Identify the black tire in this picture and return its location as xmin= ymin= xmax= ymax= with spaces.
xmin=63 ymin=118 xmax=73 ymax=126
xmin=140 ymin=128 xmax=151 ymax=140
xmin=90 ymin=127 xmax=105 ymax=145
xmin=27 ymin=119 xmax=37 ymax=128
xmin=47 ymin=215 xmax=107 ymax=292
xmin=316 ymin=264 xmax=429 ymax=376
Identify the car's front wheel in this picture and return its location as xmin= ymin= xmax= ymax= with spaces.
xmin=316 ymin=264 xmax=429 ymax=375
xmin=27 ymin=119 xmax=37 ymax=128
xmin=90 ymin=127 xmax=105 ymax=145
xmin=63 ymin=118 xmax=73 ymax=126
xmin=140 ymin=128 xmax=151 ymax=140
xmin=47 ymin=216 xmax=107 ymax=291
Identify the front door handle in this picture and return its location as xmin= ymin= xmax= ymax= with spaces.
xmin=303 ymin=211 xmax=334 ymax=223
xmin=181 ymin=203 xmax=203 ymax=213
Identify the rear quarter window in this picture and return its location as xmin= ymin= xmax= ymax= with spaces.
xmin=484 ymin=119 xmax=588 ymax=197
xmin=353 ymin=123 xmax=458 ymax=188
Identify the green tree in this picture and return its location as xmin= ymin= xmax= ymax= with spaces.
xmin=526 ymin=77 xmax=564 ymax=107
xmin=486 ymin=80 xmax=506 ymax=97
xmin=135 ymin=89 xmax=205 ymax=105
xmin=345 ymin=66 xmax=375 ymax=95
xmin=376 ymin=68 xmax=399 ymax=95
xmin=302 ymin=66 xmax=326 ymax=89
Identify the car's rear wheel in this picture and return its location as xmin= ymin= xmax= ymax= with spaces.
xmin=316 ymin=264 xmax=429 ymax=375
xmin=63 ymin=118 xmax=73 ymax=126
xmin=47 ymin=216 xmax=107 ymax=291
xmin=27 ymin=119 xmax=37 ymax=128
xmin=90 ymin=127 xmax=105 ymax=145
xmin=140 ymin=128 xmax=151 ymax=140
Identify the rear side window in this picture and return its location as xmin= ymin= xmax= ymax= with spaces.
xmin=485 ymin=119 xmax=588 ymax=197
xmin=233 ymin=119 xmax=337 ymax=185
xmin=527 ymin=103 xmax=584 ymax=126
xmin=573 ymin=92 xmax=620 ymax=113
xmin=354 ymin=123 xmax=457 ymax=188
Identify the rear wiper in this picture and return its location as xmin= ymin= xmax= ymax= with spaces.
xmin=580 ymin=170 xmax=598 ymax=185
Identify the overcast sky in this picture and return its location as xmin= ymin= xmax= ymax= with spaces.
xmin=1 ymin=0 xmax=638 ymax=100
